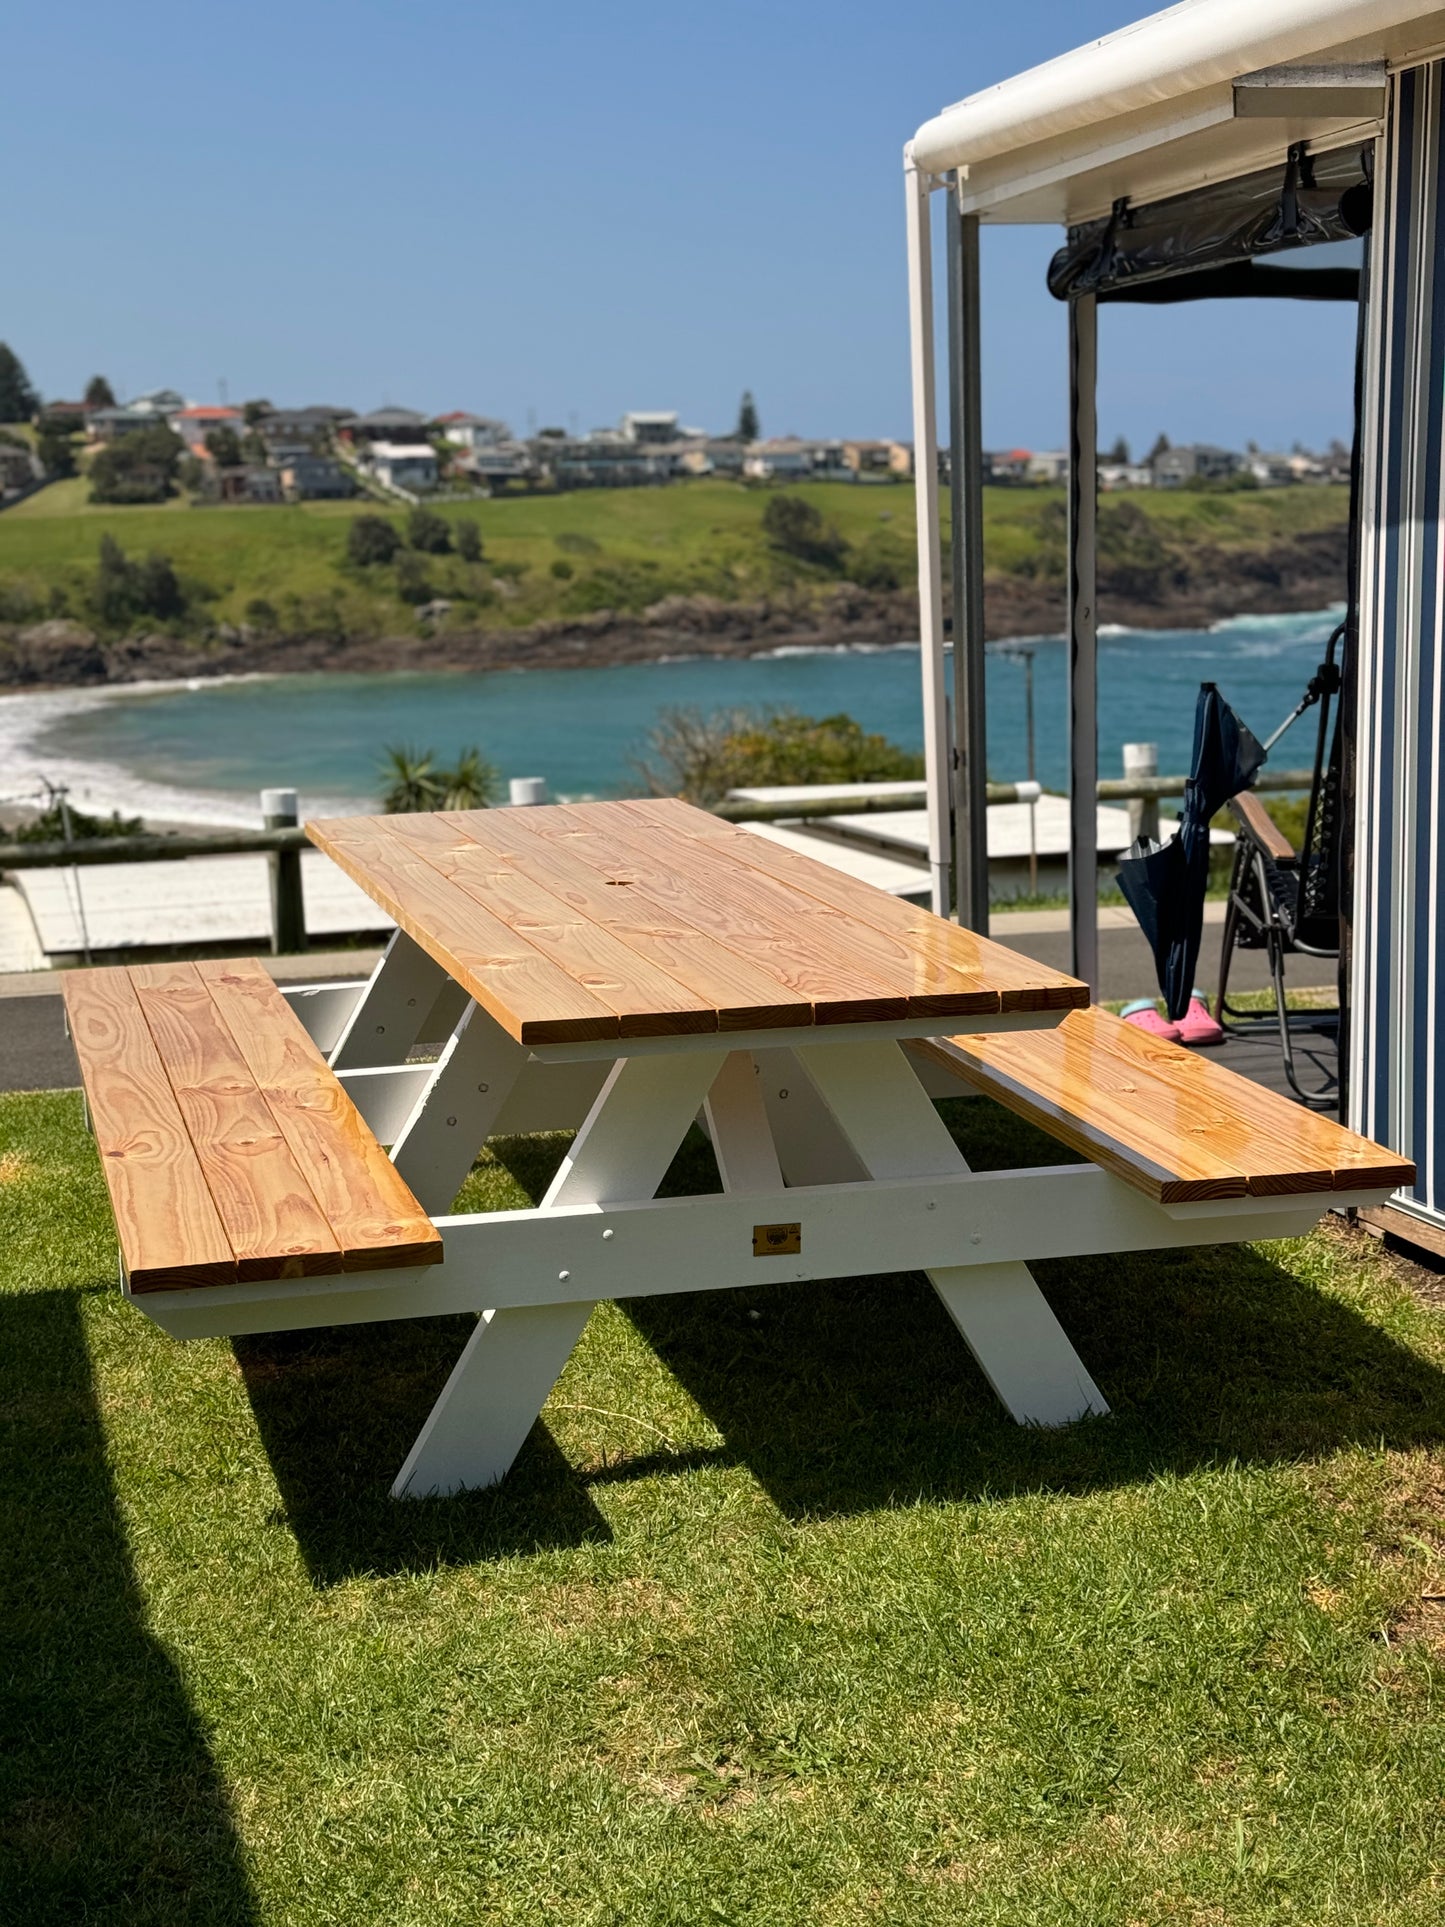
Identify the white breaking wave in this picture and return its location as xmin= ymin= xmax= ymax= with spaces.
xmin=0 ymin=679 xmax=368 ymax=828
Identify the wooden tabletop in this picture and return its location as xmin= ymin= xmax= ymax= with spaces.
xmin=308 ymin=797 xmax=1087 ymax=1046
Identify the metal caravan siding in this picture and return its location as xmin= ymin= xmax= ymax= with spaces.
xmin=1352 ymin=60 xmax=1445 ymax=1227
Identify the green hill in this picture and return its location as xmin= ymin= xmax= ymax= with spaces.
xmin=0 ymin=477 xmax=1350 ymax=650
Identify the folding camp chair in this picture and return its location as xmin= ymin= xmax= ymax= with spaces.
xmin=1213 ymin=621 xmax=1344 ymax=1109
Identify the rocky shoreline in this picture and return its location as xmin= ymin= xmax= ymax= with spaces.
xmin=0 ymin=528 xmax=1346 ymax=693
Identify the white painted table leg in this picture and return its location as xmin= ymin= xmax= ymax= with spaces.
xmin=329 ymin=931 xmax=452 ymax=1070
xmin=392 ymin=1047 xmax=728 ymax=1498
xmin=703 ymin=1052 xmax=784 ymax=1194
xmin=795 ymin=1038 xmax=1108 ymax=1427
xmin=389 ymin=1001 xmax=530 ymax=1215
xmin=391 ymin=1302 xmax=593 ymax=1498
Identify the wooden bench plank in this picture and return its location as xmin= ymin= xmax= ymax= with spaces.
xmin=621 ymin=796 xmax=1088 ymax=1014
xmin=432 ymin=808 xmax=816 ymax=1032
xmin=61 ymin=968 xmax=237 ymax=1292
xmin=930 ymin=1008 xmax=1414 ymax=1203
xmin=128 ymin=963 xmax=344 ymax=1283
xmin=308 ymin=816 xmax=620 ymax=1044
xmin=195 ymin=960 xmax=443 ymax=1273
xmin=383 ymin=812 xmax=718 ymax=1038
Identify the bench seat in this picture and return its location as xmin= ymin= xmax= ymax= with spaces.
xmin=917 ymin=1006 xmax=1414 ymax=1205
xmin=63 ymin=959 xmax=442 ymax=1292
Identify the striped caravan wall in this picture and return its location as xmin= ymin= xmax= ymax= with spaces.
xmin=1352 ymin=60 xmax=1445 ymax=1228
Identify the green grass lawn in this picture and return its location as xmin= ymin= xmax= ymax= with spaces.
xmin=5 ymin=1085 xmax=1444 ymax=1923
xmin=0 ymin=479 xmax=1352 ymax=640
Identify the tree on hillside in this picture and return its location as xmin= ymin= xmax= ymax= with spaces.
xmin=93 ymin=534 xmax=187 ymax=627
xmin=455 ymin=520 xmax=484 ymax=563
xmin=1145 ymin=432 xmax=1171 ymax=466
xmin=0 ymin=344 xmax=37 ymax=422
xmin=347 ymin=514 xmax=402 ymax=566
xmin=1104 ymin=435 xmax=1130 ymax=464
xmin=760 ymin=492 xmax=848 ymax=570
xmin=242 ymin=399 xmax=273 ymax=425
xmin=88 ymin=423 xmax=185 ymax=504
xmin=407 ymin=506 xmax=452 ymax=554
xmin=205 ymin=425 xmax=243 ymax=468
xmin=84 ymin=375 xmax=117 ymax=409
xmin=736 ymin=391 xmax=759 ymax=443
xmin=37 ymin=421 xmax=77 ymax=479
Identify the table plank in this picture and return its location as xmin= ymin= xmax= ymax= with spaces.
xmin=128 ymin=962 xmax=343 ymax=1281
xmin=522 ymin=802 xmax=913 ymax=1023
xmin=61 ymin=968 xmax=237 ymax=1291
xmin=532 ymin=800 xmax=1023 ymax=1022
xmin=382 ymin=812 xmax=718 ymax=1038
xmin=429 ymin=809 xmax=815 ymax=1031
xmin=626 ymin=796 xmax=1087 ymax=1014
xmin=309 ymin=816 xmax=620 ymax=1044
xmin=195 ymin=959 xmax=443 ymax=1271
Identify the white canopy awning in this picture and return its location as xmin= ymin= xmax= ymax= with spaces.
xmin=909 ymin=0 xmax=1445 ymax=223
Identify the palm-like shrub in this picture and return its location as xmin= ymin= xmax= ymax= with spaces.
xmin=379 ymin=744 xmax=499 ymax=813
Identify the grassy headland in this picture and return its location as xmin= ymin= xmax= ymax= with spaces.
xmin=0 ymin=479 xmax=1351 ymax=689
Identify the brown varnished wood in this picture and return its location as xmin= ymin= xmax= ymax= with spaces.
xmin=932 ymin=1007 xmax=1414 ymax=1202
xmin=621 ymin=796 xmax=1088 ymax=1013
xmin=128 ymin=962 xmax=344 ymax=1283
xmin=310 ymin=798 xmax=1082 ymax=1039
xmin=308 ymin=816 xmax=620 ymax=1044
xmin=383 ymin=812 xmax=717 ymax=1038
xmin=521 ymin=802 xmax=912 ymax=1023
xmin=61 ymin=968 xmax=237 ymax=1292
xmin=429 ymin=809 xmax=815 ymax=1031
xmin=195 ymin=959 xmax=442 ymax=1271
xmin=1231 ymin=791 xmax=1296 ymax=863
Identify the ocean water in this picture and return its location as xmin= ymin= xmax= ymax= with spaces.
xmin=0 ymin=606 xmax=1344 ymax=826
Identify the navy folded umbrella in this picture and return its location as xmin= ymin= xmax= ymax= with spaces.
xmin=1118 ymin=682 xmax=1265 ymax=1021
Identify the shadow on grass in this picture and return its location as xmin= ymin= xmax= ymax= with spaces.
xmin=238 ymin=1101 xmax=1445 ymax=1567
xmin=618 ymin=1101 xmax=1445 ymax=1517
xmin=234 ymin=1313 xmax=611 ymax=1588
xmin=0 ymin=1288 xmax=258 ymax=1926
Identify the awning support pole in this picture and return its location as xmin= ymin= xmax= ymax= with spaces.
xmin=1067 ymin=292 xmax=1099 ymax=992
xmin=947 ymin=192 xmax=990 ymax=933
xmin=905 ymin=146 xmax=952 ymax=918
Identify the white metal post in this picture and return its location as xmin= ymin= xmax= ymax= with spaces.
xmin=1067 ymin=293 xmax=1100 ymax=993
xmin=905 ymin=146 xmax=952 ymax=918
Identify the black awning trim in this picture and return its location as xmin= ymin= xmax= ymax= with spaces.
xmin=1099 ymin=261 xmax=1361 ymax=304
xmin=1049 ymin=141 xmax=1373 ymax=302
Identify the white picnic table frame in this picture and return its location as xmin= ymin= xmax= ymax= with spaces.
xmin=130 ymin=928 xmax=1349 ymax=1499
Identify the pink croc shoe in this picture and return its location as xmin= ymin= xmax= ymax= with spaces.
xmin=1120 ymin=998 xmax=1182 ymax=1042
xmin=1175 ymin=990 xmax=1225 ymax=1048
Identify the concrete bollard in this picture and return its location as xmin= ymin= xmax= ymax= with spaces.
xmin=261 ymin=787 xmax=306 ymax=955
xmin=508 ymin=777 xmax=549 ymax=807
xmin=1122 ymin=743 xmax=1159 ymax=846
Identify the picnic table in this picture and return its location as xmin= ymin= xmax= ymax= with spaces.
xmin=63 ymin=798 xmax=1414 ymax=1500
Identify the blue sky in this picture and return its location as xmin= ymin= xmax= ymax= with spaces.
xmin=3 ymin=0 xmax=1358 ymax=455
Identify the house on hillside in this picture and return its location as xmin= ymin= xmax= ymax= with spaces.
xmin=1098 ymin=460 xmax=1154 ymax=490
xmin=254 ymin=407 xmax=351 ymax=458
xmin=1027 ymin=449 xmax=1070 ymax=485
xmin=363 ymin=441 xmax=438 ymax=491
xmin=0 ymin=443 xmax=39 ymax=501
xmin=169 ymin=404 xmax=244 ymax=451
xmin=214 ymin=465 xmax=283 ymax=504
xmin=278 ymin=455 xmax=356 ymax=501
xmin=982 ymin=448 xmax=1033 ymax=485
xmin=677 ymin=438 xmax=748 ymax=477
xmin=127 ymin=388 xmax=186 ymax=418
xmin=743 ymin=437 xmax=849 ymax=480
xmin=621 ymin=411 xmax=681 ymax=445
xmin=341 ymin=407 xmax=430 ymax=444
xmin=86 ymin=407 xmax=155 ymax=442
xmin=434 ymin=411 xmax=512 ymax=451
xmin=1152 ymin=443 xmax=1242 ymax=488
